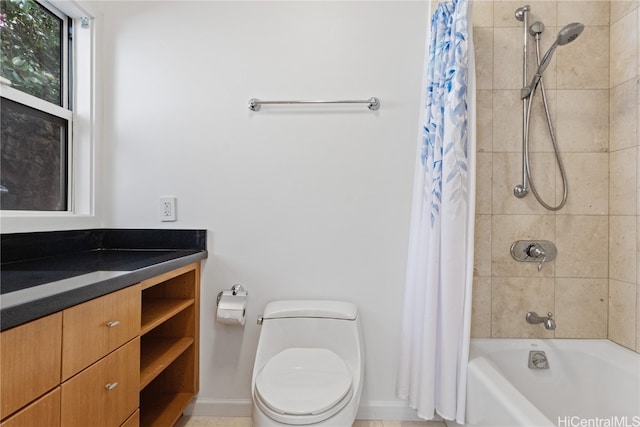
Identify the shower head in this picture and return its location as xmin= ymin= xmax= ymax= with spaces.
xmin=536 ymin=22 xmax=584 ymax=75
xmin=557 ymin=22 xmax=585 ymax=45
xmin=521 ymin=22 xmax=584 ymax=99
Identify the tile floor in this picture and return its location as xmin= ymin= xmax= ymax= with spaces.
xmin=175 ymin=417 xmax=446 ymax=427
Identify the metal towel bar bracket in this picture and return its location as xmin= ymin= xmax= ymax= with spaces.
xmin=248 ymin=97 xmax=380 ymax=111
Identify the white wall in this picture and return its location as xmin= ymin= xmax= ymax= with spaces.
xmin=101 ymin=1 xmax=428 ymax=418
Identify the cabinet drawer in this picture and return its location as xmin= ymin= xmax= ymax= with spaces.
xmin=61 ymin=338 xmax=140 ymax=427
xmin=0 ymin=388 xmax=60 ymax=427
xmin=62 ymin=285 xmax=141 ymax=380
xmin=0 ymin=312 xmax=62 ymax=419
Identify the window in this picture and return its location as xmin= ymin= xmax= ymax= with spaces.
xmin=1 ymin=98 xmax=68 ymax=210
xmin=1 ymin=0 xmax=72 ymax=211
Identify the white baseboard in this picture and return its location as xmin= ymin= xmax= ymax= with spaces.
xmin=184 ymin=398 xmax=434 ymax=422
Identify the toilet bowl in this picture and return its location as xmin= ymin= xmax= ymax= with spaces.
xmin=251 ymin=300 xmax=365 ymax=427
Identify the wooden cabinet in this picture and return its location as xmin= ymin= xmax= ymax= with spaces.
xmin=62 ymin=285 xmax=140 ymax=380
xmin=0 ymin=388 xmax=61 ymax=427
xmin=139 ymin=263 xmax=200 ymax=427
xmin=0 ymin=262 xmax=200 ymax=427
xmin=0 ymin=312 xmax=62 ymax=419
xmin=61 ymin=338 xmax=139 ymax=427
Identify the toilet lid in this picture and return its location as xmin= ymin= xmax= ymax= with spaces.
xmin=255 ymin=348 xmax=353 ymax=416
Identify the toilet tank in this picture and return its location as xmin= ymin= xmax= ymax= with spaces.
xmin=254 ymin=300 xmax=364 ymax=375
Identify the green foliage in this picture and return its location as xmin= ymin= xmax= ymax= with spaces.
xmin=0 ymin=0 xmax=62 ymax=105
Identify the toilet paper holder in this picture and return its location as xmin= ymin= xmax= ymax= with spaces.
xmin=217 ymin=284 xmax=248 ymax=306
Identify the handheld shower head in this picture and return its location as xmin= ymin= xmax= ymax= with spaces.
xmin=537 ymin=22 xmax=584 ymax=75
xmin=557 ymin=22 xmax=584 ymax=45
xmin=522 ymin=22 xmax=584 ymax=99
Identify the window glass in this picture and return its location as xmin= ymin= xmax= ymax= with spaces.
xmin=1 ymin=97 xmax=68 ymax=211
xmin=1 ymin=0 xmax=70 ymax=212
xmin=0 ymin=0 xmax=63 ymax=106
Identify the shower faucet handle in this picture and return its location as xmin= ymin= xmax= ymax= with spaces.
xmin=526 ymin=243 xmax=546 ymax=271
xmin=526 ymin=243 xmax=545 ymax=259
xmin=537 ymin=255 xmax=547 ymax=271
xmin=510 ymin=240 xmax=557 ymax=271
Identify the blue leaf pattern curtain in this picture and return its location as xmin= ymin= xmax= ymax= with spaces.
xmin=397 ymin=0 xmax=475 ymax=423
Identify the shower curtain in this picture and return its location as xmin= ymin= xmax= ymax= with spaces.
xmin=397 ymin=0 xmax=475 ymax=423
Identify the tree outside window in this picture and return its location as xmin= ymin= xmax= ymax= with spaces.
xmin=0 ymin=0 xmax=69 ymax=211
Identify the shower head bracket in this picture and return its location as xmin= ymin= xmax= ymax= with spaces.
xmin=529 ymin=21 xmax=545 ymax=36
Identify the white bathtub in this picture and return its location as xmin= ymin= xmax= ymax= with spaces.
xmin=459 ymin=339 xmax=640 ymax=427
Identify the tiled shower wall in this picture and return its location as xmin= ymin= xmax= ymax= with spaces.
xmin=608 ymin=1 xmax=639 ymax=352
xmin=471 ymin=0 xmax=640 ymax=353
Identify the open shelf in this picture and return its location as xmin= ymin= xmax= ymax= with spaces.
xmin=140 ymin=337 xmax=194 ymax=390
xmin=141 ymin=299 xmax=194 ymax=335
xmin=139 ymin=262 xmax=200 ymax=427
xmin=139 ymin=392 xmax=193 ymax=427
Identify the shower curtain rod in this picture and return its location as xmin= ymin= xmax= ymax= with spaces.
xmin=248 ymin=97 xmax=380 ymax=111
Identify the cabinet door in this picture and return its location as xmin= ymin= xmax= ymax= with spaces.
xmin=61 ymin=338 xmax=140 ymax=427
xmin=0 ymin=313 xmax=62 ymax=419
xmin=0 ymin=388 xmax=60 ymax=427
xmin=62 ymin=285 xmax=141 ymax=380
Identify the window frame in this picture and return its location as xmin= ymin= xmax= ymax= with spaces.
xmin=1 ymin=0 xmax=72 ymax=212
xmin=1 ymin=0 xmax=97 ymax=227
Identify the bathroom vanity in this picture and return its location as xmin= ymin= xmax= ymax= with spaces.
xmin=0 ymin=229 xmax=207 ymax=427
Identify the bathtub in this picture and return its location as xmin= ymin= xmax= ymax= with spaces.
xmin=459 ymin=339 xmax=640 ymax=427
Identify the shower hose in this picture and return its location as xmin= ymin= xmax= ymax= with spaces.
xmin=523 ymin=37 xmax=568 ymax=211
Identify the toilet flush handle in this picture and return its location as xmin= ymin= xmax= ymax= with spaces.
xmin=257 ymin=315 xmax=263 ymax=325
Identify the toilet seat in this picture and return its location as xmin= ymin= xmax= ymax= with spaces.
xmin=254 ymin=348 xmax=353 ymax=425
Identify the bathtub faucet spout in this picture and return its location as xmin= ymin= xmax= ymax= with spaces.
xmin=526 ymin=311 xmax=556 ymax=330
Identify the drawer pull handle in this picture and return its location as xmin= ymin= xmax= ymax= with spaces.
xmin=106 ymin=321 xmax=120 ymax=328
xmin=105 ymin=382 xmax=119 ymax=390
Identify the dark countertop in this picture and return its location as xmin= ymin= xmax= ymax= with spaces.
xmin=1 ymin=229 xmax=207 ymax=331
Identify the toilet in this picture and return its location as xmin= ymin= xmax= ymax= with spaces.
xmin=251 ymin=300 xmax=365 ymax=427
